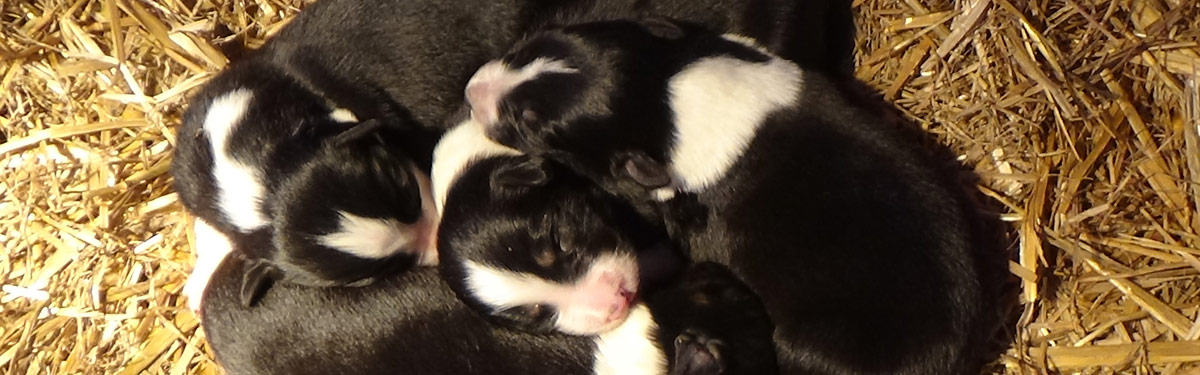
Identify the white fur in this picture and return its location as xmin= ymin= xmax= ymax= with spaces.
xmin=465 ymin=58 xmax=578 ymax=124
xmin=318 ymin=161 xmax=440 ymax=264
xmin=464 ymin=253 xmax=640 ymax=335
xmin=592 ymin=305 xmax=667 ymax=375
xmin=318 ymin=212 xmax=414 ymax=259
xmin=329 ymin=107 xmax=358 ymax=123
xmin=183 ymin=218 xmax=234 ymax=312
xmin=204 ymin=89 xmax=269 ymax=231
xmin=430 ymin=120 xmax=521 ymax=213
xmin=663 ymin=36 xmax=803 ymax=196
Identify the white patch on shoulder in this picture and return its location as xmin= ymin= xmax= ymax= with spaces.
xmin=665 ymin=44 xmax=803 ymax=193
xmin=592 ymin=305 xmax=667 ymax=375
xmin=183 ymin=217 xmax=234 ymax=312
xmin=465 ymin=58 xmax=578 ymax=125
xmin=204 ymin=89 xmax=269 ymax=231
xmin=318 ymin=211 xmax=417 ymax=259
xmin=430 ymin=120 xmax=521 ymax=213
xmin=329 ymin=107 xmax=358 ymax=123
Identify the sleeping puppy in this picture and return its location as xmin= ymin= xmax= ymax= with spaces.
xmin=173 ymin=69 xmax=438 ymax=307
xmin=202 ymin=242 xmax=776 ymax=375
xmin=432 ymin=122 xmax=665 ymax=335
xmin=463 ymin=20 xmax=999 ymax=375
xmin=172 ymin=0 xmax=854 ymax=308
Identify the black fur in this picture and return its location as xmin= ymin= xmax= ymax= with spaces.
xmin=470 ymin=20 xmax=1003 ymax=375
xmin=203 ymin=247 xmax=776 ymax=375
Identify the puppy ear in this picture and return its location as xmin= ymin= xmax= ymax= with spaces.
xmin=491 ymin=157 xmax=553 ymax=188
xmin=615 ymin=152 xmax=671 ymax=188
xmin=239 ymin=260 xmax=277 ymax=307
xmin=638 ymin=16 xmax=686 ymax=40
xmin=329 ymin=118 xmax=383 ymax=146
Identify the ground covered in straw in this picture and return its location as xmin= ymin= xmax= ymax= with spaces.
xmin=1 ymin=0 xmax=1198 ymax=374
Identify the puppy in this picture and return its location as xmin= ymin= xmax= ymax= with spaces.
xmin=202 ymin=243 xmax=776 ymax=375
xmin=432 ymin=122 xmax=663 ymax=335
xmin=464 ymin=20 xmax=999 ymax=375
xmin=172 ymin=0 xmax=853 ymax=308
xmin=173 ymin=70 xmax=438 ymax=306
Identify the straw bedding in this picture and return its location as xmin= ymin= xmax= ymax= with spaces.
xmin=1 ymin=0 xmax=1197 ymax=373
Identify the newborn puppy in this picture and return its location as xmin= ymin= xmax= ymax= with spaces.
xmin=202 ymin=247 xmax=776 ymax=375
xmin=464 ymin=20 xmax=998 ymax=375
xmin=432 ymin=122 xmax=665 ymax=335
xmin=173 ymin=71 xmax=438 ymax=306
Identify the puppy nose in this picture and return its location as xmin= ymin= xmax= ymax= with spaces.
xmin=466 ymin=82 xmax=498 ymax=125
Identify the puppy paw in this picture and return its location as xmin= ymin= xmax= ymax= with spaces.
xmin=671 ymin=329 xmax=726 ymax=375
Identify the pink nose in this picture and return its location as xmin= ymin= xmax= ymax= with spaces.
xmin=465 ymin=82 xmax=498 ymax=124
xmin=575 ymin=274 xmax=637 ymax=324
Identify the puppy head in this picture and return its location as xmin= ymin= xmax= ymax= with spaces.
xmin=438 ymin=154 xmax=661 ymax=335
xmin=269 ymin=123 xmax=438 ymax=286
xmin=465 ymin=19 xmax=691 ymax=169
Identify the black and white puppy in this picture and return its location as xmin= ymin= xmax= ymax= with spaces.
xmin=172 ymin=0 xmax=854 ymax=309
xmin=174 ymin=67 xmax=439 ymax=308
xmin=432 ymin=122 xmax=667 ymax=335
xmin=202 ymin=241 xmax=776 ymax=375
xmin=464 ymin=20 xmax=999 ymax=375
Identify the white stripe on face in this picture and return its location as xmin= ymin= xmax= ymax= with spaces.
xmin=317 ymin=162 xmax=439 ymax=266
xmin=318 ymin=211 xmax=416 ymax=260
xmin=663 ymin=35 xmax=803 ymax=195
xmin=203 ymin=89 xmax=269 ymax=231
xmin=464 ymin=253 xmax=640 ymax=335
xmin=465 ymin=58 xmax=577 ymax=126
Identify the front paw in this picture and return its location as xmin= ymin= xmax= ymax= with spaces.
xmin=671 ymin=329 xmax=726 ymax=375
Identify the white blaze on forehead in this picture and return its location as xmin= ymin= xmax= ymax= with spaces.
xmin=592 ymin=305 xmax=667 ymax=375
xmin=430 ymin=120 xmax=521 ymax=214
xmin=463 ymin=252 xmax=640 ymax=335
xmin=662 ymin=35 xmax=803 ymax=197
xmin=465 ymin=58 xmax=578 ymax=125
xmin=318 ymin=211 xmax=418 ymax=259
xmin=204 ymin=89 xmax=269 ymax=231
xmin=183 ymin=218 xmax=235 ymax=312
xmin=329 ymin=107 xmax=358 ymax=123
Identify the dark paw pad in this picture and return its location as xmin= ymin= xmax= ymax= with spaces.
xmin=672 ymin=329 xmax=726 ymax=375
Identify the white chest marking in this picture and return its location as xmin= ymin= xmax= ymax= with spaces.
xmin=204 ymin=89 xmax=270 ymax=231
xmin=664 ymin=35 xmax=803 ymax=196
xmin=592 ymin=305 xmax=667 ymax=375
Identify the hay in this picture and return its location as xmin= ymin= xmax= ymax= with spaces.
xmin=0 ymin=0 xmax=1197 ymax=373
